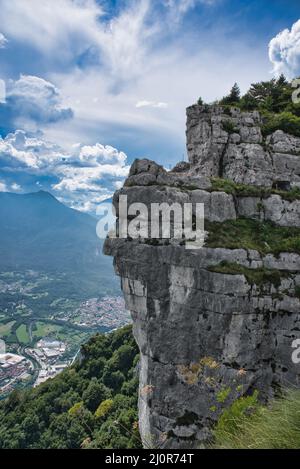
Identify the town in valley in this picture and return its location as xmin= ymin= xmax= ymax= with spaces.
xmin=0 ymin=271 xmax=131 ymax=398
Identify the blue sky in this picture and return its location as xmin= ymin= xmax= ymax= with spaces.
xmin=0 ymin=0 xmax=300 ymax=213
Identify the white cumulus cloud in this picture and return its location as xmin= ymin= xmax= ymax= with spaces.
xmin=0 ymin=75 xmax=74 ymax=135
xmin=269 ymin=19 xmax=300 ymax=78
xmin=0 ymin=130 xmax=129 ymax=213
xmin=8 ymin=75 xmax=73 ymax=126
xmin=76 ymin=143 xmax=127 ymax=167
xmin=11 ymin=182 xmax=21 ymax=191
xmin=0 ymin=32 xmax=7 ymax=48
xmin=0 ymin=130 xmax=64 ymax=169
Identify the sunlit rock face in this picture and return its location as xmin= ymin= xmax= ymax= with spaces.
xmin=104 ymin=105 xmax=300 ymax=449
xmin=186 ymin=105 xmax=300 ymax=188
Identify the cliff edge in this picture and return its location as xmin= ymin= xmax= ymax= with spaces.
xmin=104 ymin=105 xmax=300 ymax=449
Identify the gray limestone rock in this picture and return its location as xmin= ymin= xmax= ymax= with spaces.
xmin=223 ymin=143 xmax=273 ymax=187
xmin=129 ymin=158 xmax=165 ymax=177
xmin=186 ymin=105 xmax=300 ymax=188
xmin=263 ymin=195 xmax=300 ymax=226
xmin=104 ymin=104 xmax=300 ymax=449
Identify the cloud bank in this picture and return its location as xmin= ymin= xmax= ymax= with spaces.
xmin=269 ymin=19 xmax=300 ymax=78
xmin=0 ymin=75 xmax=73 ymax=135
xmin=0 ymin=130 xmax=129 ymax=212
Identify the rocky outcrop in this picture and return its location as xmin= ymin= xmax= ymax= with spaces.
xmin=187 ymin=105 xmax=300 ymax=188
xmin=119 ymin=162 xmax=300 ymax=227
xmin=104 ymin=105 xmax=300 ymax=449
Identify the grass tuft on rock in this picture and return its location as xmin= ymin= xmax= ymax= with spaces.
xmin=213 ymin=389 xmax=300 ymax=449
xmin=208 ymin=261 xmax=285 ymax=287
xmin=205 ymin=218 xmax=300 ymax=256
xmin=211 ymin=178 xmax=300 ymax=201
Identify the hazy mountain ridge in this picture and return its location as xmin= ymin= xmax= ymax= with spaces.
xmin=0 ymin=190 xmax=110 ymax=273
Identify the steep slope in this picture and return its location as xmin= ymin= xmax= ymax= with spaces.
xmin=0 ymin=326 xmax=140 ymax=449
xmin=104 ymin=104 xmax=300 ymax=449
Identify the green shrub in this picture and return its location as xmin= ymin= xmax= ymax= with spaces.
xmin=219 ymin=83 xmax=241 ymax=106
xmin=82 ymin=379 xmax=111 ymax=412
xmin=95 ymin=399 xmax=114 ymax=419
xmin=295 ymin=285 xmax=300 ymax=299
xmin=262 ymin=111 xmax=300 ymax=138
xmin=216 ymin=387 xmax=231 ymax=403
xmin=213 ymin=391 xmax=261 ymax=448
xmin=222 ymin=121 xmax=238 ymax=134
xmin=216 ymin=76 xmax=300 ymax=138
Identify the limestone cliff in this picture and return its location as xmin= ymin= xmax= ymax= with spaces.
xmin=104 ymin=105 xmax=300 ymax=449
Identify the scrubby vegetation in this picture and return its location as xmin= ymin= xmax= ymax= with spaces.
xmin=218 ymin=75 xmax=300 ymax=138
xmin=208 ymin=261 xmax=286 ymax=288
xmin=211 ymin=178 xmax=300 ymax=201
xmin=211 ymin=178 xmax=270 ymax=197
xmin=206 ymin=218 xmax=300 ymax=256
xmin=0 ymin=325 xmax=141 ymax=449
xmin=261 ymin=111 xmax=300 ymax=138
xmin=222 ymin=121 xmax=238 ymax=134
xmin=213 ymin=389 xmax=300 ymax=449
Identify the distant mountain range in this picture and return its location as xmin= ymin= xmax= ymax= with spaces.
xmin=0 ymin=191 xmax=118 ymax=293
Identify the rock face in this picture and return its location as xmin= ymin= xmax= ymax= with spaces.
xmin=187 ymin=105 xmax=300 ymax=188
xmin=104 ymin=105 xmax=300 ymax=449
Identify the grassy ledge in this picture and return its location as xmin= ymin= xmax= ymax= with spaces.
xmin=208 ymin=261 xmax=287 ymax=287
xmin=205 ymin=218 xmax=300 ymax=256
xmin=210 ymin=178 xmax=300 ymax=202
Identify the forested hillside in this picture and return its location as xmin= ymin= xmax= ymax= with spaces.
xmin=0 ymin=326 xmax=141 ymax=449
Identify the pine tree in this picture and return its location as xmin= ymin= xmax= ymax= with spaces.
xmin=228 ymin=83 xmax=241 ymax=102
xmin=219 ymin=83 xmax=241 ymax=105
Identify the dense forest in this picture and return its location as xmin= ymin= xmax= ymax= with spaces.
xmin=0 ymin=325 xmax=141 ymax=449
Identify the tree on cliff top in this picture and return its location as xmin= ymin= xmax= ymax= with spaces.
xmin=219 ymin=82 xmax=241 ymax=105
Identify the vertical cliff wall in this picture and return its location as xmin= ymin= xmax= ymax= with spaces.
xmin=104 ymin=105 xmax=300 ymax=449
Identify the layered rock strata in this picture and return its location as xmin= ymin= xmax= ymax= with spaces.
xmin=104 ymin=105 xmax=300 ymax=449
